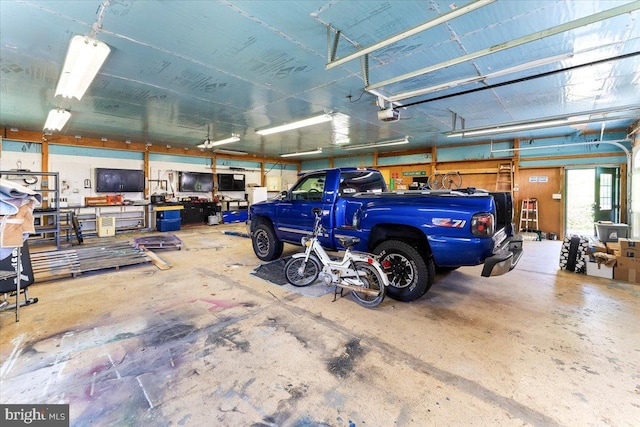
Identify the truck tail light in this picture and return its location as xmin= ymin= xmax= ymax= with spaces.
xmin=471 ymin=213 xmax=494 ymax=236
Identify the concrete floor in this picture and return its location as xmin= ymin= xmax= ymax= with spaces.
xmin=1 ymin=224 xmax=639 ymax=426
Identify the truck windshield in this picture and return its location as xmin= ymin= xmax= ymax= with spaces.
xmin=339 ymin=171 xmax=387 ymax=195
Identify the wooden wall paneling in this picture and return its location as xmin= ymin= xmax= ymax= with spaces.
xmin=42 ymin=139 xmax=49 ymax=173
xmin=430 ymin=147 xmax=437 ymax=175
xmin=144 ymin=151 xmax=149 ymax=198
xmin=516 ymin=168 xmax=563 ymax=238
xmin=463 ymin=173 xmax=496 ymax=190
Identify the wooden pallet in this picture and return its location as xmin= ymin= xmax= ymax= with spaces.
xmin=32 ymin=242 xmax=152 ymax=282
xmin=133 ymin=234 xmax=184 ymax=250
xmin=31 ymin=250 xmax=81 ymax=282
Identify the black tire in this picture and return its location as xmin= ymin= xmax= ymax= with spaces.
xmin=284 ymin=255 xmax=321 ymax=287
xmin=350 ymin=261 xmax=385 ymax=308
xmin=373 ymin=240 xmax=434 ymax=302
xmin=252 ymin=222 xmax=284 ymax=261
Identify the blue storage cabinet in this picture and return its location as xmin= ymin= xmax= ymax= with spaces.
xmin=157 ymin=209 xmax=181 ymax=220
xmin=154 ymin=206 xmax=183 ymax=231
xmin=157 ymin=218 xmax=181 ymax=232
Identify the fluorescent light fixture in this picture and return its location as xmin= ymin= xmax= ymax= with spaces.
xmin=55 ymin=35 xmax=111 ymax=100
xmin=446 ymin=119 xmax=568 ymax=137
xmin=43 ymin=108 xmax=71 ymax=131
xmin=257 ymin=113 xmax=333 ymax=136
xmin=446 ymin=105 xmax=640 ymax=138
xmin=213 ymin=148 xmax=249 ymax=156
xmin=342 ymin=137 xmax=409 ymax=151
xmin=209 ymin=134 xmax=240 ymax=147
xmin=198 ymin=134 xmax=241 ymax=149
xmin=281 ymin=148 xmax=323 ymax=158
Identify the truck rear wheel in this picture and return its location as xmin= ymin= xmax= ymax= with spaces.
xmin=373 ymin=240 xmax=434 ymax=302
xmin=252 ymin=223 xmax=284 ymax=261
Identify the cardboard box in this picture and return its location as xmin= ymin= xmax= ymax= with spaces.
xmin=618 ymin=238 xmax=640 ymax=258
xmin=606 ymin=242 xmax=621 ymax=256
xmin=614 ymin=256 xmax=640 ymax=284
xmin=584 ymin=255 xmax=614 ymax=279
xmin=589 ymin=241 xmax=607 ymax=254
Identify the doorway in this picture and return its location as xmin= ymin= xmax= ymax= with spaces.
xmin=565 ymin=167 xmax=621 ymax=237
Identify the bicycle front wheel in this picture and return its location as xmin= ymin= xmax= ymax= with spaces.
xmin=284 ymin=255 xmax=321 ymax=287
xmin=427 ymin=173 xmax=441 ymax=190
xmin=350 ymin=261 xmax=385 ymax=308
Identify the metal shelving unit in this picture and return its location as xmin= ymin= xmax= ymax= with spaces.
xmin=1 ymin=171 xmax=62 ymax=249
xmin=63 ymin=205 xmax=147 ymax=236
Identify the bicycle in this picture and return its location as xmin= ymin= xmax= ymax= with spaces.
xmin=426 ymin=171 xmax=462 ymax=190
xmin=283 ymin=208 xmax=388 ymax=308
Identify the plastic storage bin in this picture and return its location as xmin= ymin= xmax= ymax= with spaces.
xmin=157 ymin=209 xmax=181 ymax=220
xmin=157 ymin=218 xmax=181 ymax=232
xmin=595 ymin=222 xmax=628 ymax=242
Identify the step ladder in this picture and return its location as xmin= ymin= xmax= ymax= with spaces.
xmin=519 ymin=198 xmax=539 ymax=232
xmin=495 ymin=162 xmax=514 ymax=192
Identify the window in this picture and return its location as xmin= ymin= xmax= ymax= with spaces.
xmin=291 ymin=173 xmax=326 ymax=201
xmin=339 ymin=171 xmax=386 ymax=195
xmin=599 ymin=173 xmax=612 ymax=210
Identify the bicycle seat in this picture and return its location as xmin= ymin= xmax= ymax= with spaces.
xmin=337 ymin=236 xmax=360 ymax=248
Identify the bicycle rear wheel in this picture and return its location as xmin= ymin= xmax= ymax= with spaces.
xmin=284 ymin=255 xmax=321 ymax=287
xmin=442 ymin=172 xmax=462 ymax=189
xmin=350 ymin=261 xmax=385 ymax=308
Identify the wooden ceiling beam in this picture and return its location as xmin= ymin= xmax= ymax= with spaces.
xmin=1 ymin=128 xmax=297 ymax=165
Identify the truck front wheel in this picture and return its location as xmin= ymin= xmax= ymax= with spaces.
xmin=374 ymin=240 xmax=434 ymax=302
xmin=252 ymin=223 xmax=284 ymax=261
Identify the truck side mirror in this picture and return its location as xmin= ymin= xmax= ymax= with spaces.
xmin=280 ymin=190 xmax=289 ymax=200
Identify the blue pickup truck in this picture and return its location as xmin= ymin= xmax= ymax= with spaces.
xmin=248 ymin=167 xmax=523 ymax=302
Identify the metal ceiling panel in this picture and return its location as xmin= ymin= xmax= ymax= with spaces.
xmin=1 ymin=0 xmax=638 ymax=158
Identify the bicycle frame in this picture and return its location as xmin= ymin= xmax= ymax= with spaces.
xmin=291 ymin=214 xmax=389 ymax=294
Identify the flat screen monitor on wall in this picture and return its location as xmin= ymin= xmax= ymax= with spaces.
xmin=178 ymin=172 xmax=213 ymax=193
xmin=96 ymin=168 xmax=145 ymax=193
xmin=217 ymin=173 xmax=245 ymax=191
